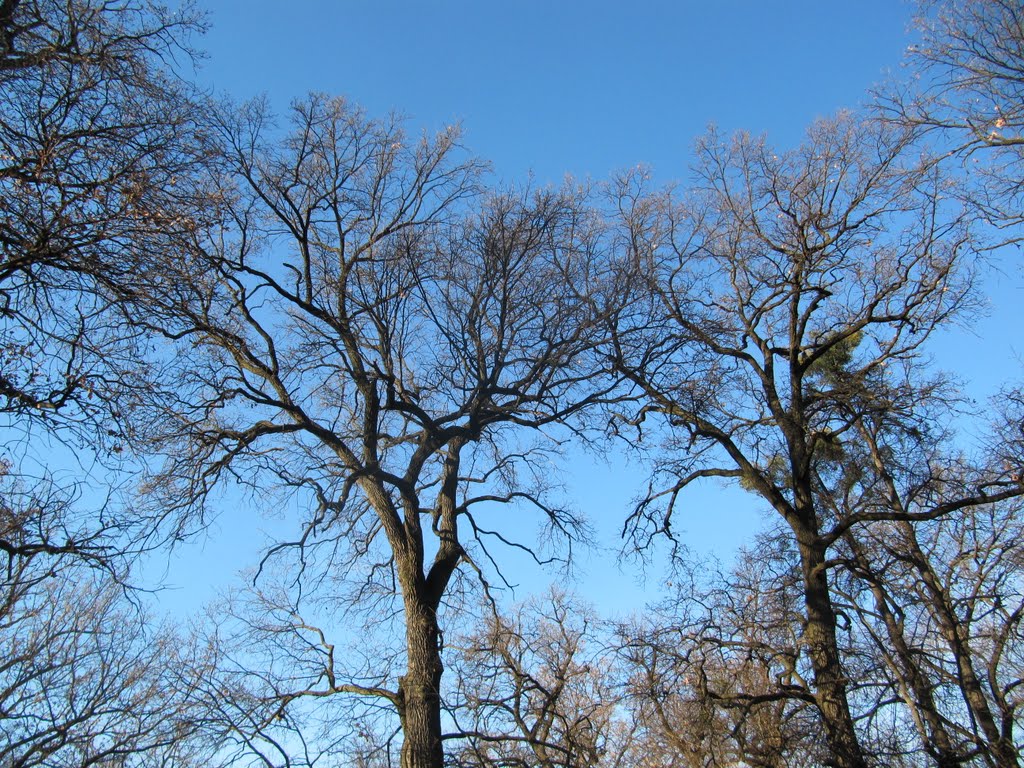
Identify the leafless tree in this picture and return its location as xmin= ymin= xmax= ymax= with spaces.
xmin=128 ymin=93 xmax=619 ymax=768
xmin=445 ymin=590 xmax=622 ymax=768
xmin=617 ymin=544 xmax=827 ymax=768
xmin=614 ymin=369 xmax=1024 ymax=768
xmin=606 ymin=113 xmax=1022 ymax=768
xmin=0 ymin=0 xmax=209 ymax=440
xmin=825 ymin=396 xmax=1024 ymax=767
xmin=881 ymin=0 xmax=1024 ymax=242
xmin=0 ymin=490 xmax=213 ymax=768
xmin=0 ymin=0 xmax=216 ymax=618
xmin=0 ymin=4 xmax=240 ymax=767
xmin=170 ymin=557 xmax=416 ymax=768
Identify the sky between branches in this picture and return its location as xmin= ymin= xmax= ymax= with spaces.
xmin=155 ymin=0 xmax=1023 ymax=615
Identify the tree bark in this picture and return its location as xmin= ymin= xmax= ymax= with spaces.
xmin=398 ymin=592 xmax=445 ymax=768
xmin=796 ymin=531 xmax=867 ymax=768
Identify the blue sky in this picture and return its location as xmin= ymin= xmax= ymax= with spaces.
xmin=155 ymin=1 xmax=1023 ymax=614
xmin=195 ymin=1 xmax=916 ymax=183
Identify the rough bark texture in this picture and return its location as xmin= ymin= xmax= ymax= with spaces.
xmin=791 ymin=437 xmax=867 ymax=768
xmin=795 ymin=531 xmax=867 ymax=768
xmin=399 ymin=596 xmax=445 ymax=768
xmin=393 ymin=445 xmax=464 ymax=768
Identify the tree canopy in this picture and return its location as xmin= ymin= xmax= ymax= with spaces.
xmin=1 ymin=2 xmax=1022 ymax=768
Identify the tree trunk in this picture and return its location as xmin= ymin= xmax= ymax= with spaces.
xmin=871 ymin=586 xmax=961 ymax=767
xmin=845 ymin=535 xmax=961 ymax=766
xmin=398 ymin=594 xmax=445 ymax=768
xmin=797 ymin=533 xmax=867 ymax=768
xmin=897 ymin=523 xmax=1020 ymax=768
xmin=938 ymin=604 xmax=1019 ymax=768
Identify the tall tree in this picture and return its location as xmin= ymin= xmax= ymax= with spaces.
xmin=131 ymin=94 xmax=617 ymax=768
xmin=0 ymin=0 xmax=212 ymax=575
xmin=607 ymin=113 xmax=1019 ymax=768
xmin=0 ymin=3 xmax=221 ymax=765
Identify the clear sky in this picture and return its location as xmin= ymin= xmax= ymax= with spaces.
xmin=153 ymin=1 xmax=1022 ymax=615
xmin=193 ymin=1 xmax=917 ymax=183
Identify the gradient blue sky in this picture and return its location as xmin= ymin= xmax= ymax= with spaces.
xmin=156 ymin=1 xmax=1023 ymax=613
xmin=194 ymin=1 xmax=916 ymax=183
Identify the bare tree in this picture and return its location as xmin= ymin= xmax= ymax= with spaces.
xmin=0 ymin=4 xmax=240 ymax=767
xmin=0 ymin=585 xmax=208 ymax=768
xmin=129 ymin=94 xmax=618 ymax=768
xmin=0 ymin=0 xmax=215 ymax=607
xmin=825 ymin=397 xmax=1024 ymax=767
xmin=882 ymin=0 xmax=1024 ymax=241
xmin=606 ymin=113 xmax=1020 ymax=768
xmin=445 ymin=590 xmax=621 ymax=768
xmin=613 ymin=339 xmax=1024 ymax=768
xmin=0 ymin=479 xmax=212 ymax=768
xmin=171 ymin=558 xmax=415 ymax=768
xmin=617 ymin=545 xmax=827 ymax=768
xmin=0 ymin=0 xmax=209 ymax=439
